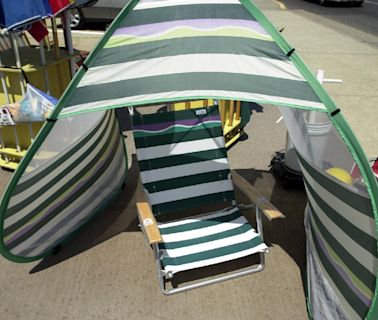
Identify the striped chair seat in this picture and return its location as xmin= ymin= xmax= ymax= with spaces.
xmin=158 ymin=207 xmax=267 ymax=275
xmin=133 ymin=107 xmax=268 ymax=292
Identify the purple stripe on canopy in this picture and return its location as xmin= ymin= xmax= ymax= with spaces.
xmin=310 ymin=215 xmax=372 ymax=306
xmin=113 ymin=19 xmax=267 ymax=37
xmin=133 ymin=116 xmax=221 ymax=132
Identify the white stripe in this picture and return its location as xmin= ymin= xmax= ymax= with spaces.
xmin=9 ymin=112 xmax=112 ymax=206
xmin=160 ymin=215 xmax=246 ymax=242
xmin=161 ymin=228 xmax=259 ymax=257
xmin=149 ymin=179 xmax=233 ymax=205
xmin=136 ymin=136 xmax=225 ymax=161
xmin=78 ymin=54 xmax=304 ymax=88
xmin=301 ymin=166 xmax=376 ymax=237
xmin=164 ymin=244 xmax=268 ymax=274
xmin=306 ymin=188 xmax=377 ymax=274
xmin=158 ymin=206 xmax=238 ymax=229
xmin=5 ymin=118 xmax=118 ymax=228
xmin=141 ymin=158 xmax=229 ymax=184
xmin=11 ymin=140 xmax=126 ymax=256
xmin=135 ymin=0 xmax=240 ymax=10
xmin=59 ymin=90 xmax=327 ymax=117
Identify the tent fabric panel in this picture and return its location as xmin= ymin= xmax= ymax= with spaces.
xmin=1 ymin=110 xmax=127 ymax=258
xmin=306 ymin=206 xmax=356 ymax=320
xmin=118 ymin=2 xmax=256 ymax=28
xmin=58 ymin=0 xmax=326 ymax=117
xmin=299 ymin=155 xmax=376 ymax=319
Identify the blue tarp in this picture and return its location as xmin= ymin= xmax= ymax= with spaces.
xmin=0 ymin=0 xmax=52 ymax=30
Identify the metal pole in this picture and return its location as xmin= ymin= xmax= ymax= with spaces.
xmin=0 ymin=55 xmax=10 ymax=104
xmin=39 ymin=40 xmax=50 ymax=94
xmin=10 ymin=32 xmax=25 ymax=96
xmin=62 ymin=10 xmax=76 ymax=77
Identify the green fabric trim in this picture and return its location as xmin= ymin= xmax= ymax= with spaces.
xmin=145 ymin=170 xmax=230 ymax=194
xmin=309 ymin=212 xmax=369 ymax=318
xmin=92 ymin=36 xmax=289 ymax=68
xmin=304 ymin=180 xmax=377 ymax=258
xmin=159 ymin=209 xmax=241 ymax=235
xmin=161 ymin=236 xmax=263 ymax=267
xmin=153 ymin=190 xmax=235 ymax=216
xmin=118 ymin=3 xmax=256 ymax=28
xmin=138 ymin=148 xmax=227 ymax=172
xmin=159 ymin=222 xmax=252 ymax=250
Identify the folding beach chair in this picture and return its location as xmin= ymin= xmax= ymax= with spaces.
xmin=132 ymin=105 xmax=283 ymax=294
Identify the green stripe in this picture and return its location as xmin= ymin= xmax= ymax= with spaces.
xmin=133 ymin=120 xmax=221 ymax=138
xmin=308 ymin=201 xmax=376 ymax=293
xmin=159 ymin=222 xmax=252 ymax=249
xmin=160 ymin=209 xmax=241 ymax=235
xmin=309 ymin=214 xmax=370 ymax=318
xmin=153 ymin=190 xmax=235 ymax=216
xmin=13 ymin=111 xmax=111 ymax=195
xmin=119 ymin=4 xmax=256 ymax=28
xmin=297 ymin=152 xmax=373 ymax=217
xmin=134 ymin=125 xmax=223 ymax=148
xmin=138 ymin=148 xmax=227 ymax=171
xmin=93 ymin=36 xmax=289 ymax=68
xmin=6 ymin=113 xmax=114 ymax=217
xmin=161 ymin=236 xmax=263 ymax=266
xmin=132 ymin=106 xmax=219 ymax=126
xmin=4 ymin=119 xmax=119 ymax=237
xmin=6 ymin=134 xmax=123 ymax=249
xmin=304 ymin=180 xmax=377 ymax=258
xmin=66 ymin=73 xmax=320 ymax=108
xmin=145 ymin=170 xmax=230 ymax=194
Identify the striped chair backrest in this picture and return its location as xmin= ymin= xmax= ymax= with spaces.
xmin=132 ymin=106 xmax=235 ymax=216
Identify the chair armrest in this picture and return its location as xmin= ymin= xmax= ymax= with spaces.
xmin=231 ymin=170 xmax=285 ymax=221
xmin=136 ymin=182 xmax=163 ymax=245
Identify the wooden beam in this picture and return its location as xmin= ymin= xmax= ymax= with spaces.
xmin=235 ymin=101 xmax=241 ymax=120
xmin=228 ymin=100 xmax=234 ymax=126
xmin=136 ymin=182 xmax=163 ymax=244
xmin=231 ymin=171 xmax=285 ymax=220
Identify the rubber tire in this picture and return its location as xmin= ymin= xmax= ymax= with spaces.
xmin=319 ymin=0 xmax=327 ymax=5
xmin=353 ymin=1 xmax=364 ymax=6
xmin=70 ymin=9 xmax=85 ymax=29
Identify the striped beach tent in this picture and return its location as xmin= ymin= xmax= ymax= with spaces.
xmin=0 ymin=0 xmax=377 ymax=318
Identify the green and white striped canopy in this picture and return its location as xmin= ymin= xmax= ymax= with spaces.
xmin=57 ymin=0 xmax=329 ymax=118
